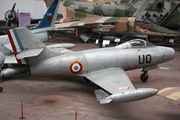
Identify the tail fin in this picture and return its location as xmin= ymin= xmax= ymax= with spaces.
xmin=44 ymin=0 xmax=53 ymax=8
xmin=36 ymin=0 xmax=59 ymax=28
xmin=7 ymin=27 xmax=60 ymax=65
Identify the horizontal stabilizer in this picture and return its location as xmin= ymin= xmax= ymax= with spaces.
xmin=16 ymin=48 xmax=44 ymax=59
xmin=94 ymin=89 xmax=112 ymax=104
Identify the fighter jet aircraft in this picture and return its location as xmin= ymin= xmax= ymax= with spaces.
xmin=54 ymin=4 xmax=178 ymax=42
xmin=60 ymin=0 xmax=146 ymax=17
xmin=60 ymin=0 xmax=180 ymax=30
xmin=2 ymin=27 xmax=175 ymax=104
xmin=0 ymin=0 xmax=59 ymax=55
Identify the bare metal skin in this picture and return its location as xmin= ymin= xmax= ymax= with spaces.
xmin=3 ymin=27 xmax=175 ymax=104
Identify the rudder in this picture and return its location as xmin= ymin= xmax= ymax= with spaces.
xmin=36 ymin=0 xmax=59 ymax=28
xmin=7 ymin=27 xmax=60 ymax=65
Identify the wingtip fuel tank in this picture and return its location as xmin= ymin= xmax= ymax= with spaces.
xmin=95 ymin=88 xmax=158 ymax=104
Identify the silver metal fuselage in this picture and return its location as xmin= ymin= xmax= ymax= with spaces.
xmin=30 ymin=46 xmax=175 ymax=77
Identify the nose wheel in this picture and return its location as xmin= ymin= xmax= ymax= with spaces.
xmin=140 ymin=71 xmax=148 ymax=82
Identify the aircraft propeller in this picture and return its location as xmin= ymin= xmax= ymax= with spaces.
xmin=5 ymin=3 xmax=16 ymax=26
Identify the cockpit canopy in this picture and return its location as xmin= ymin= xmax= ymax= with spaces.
xmin=116 ymin=39 xmax=154 ymax=49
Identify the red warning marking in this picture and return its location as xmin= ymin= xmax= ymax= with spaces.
xmin=117 ymin=86 xmax=130 ymax=90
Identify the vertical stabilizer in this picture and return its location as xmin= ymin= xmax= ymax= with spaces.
xmin=36 ymin=0 xmax=59 ymax=28
xmin=7 ymin=27 xmax=60 ymax=65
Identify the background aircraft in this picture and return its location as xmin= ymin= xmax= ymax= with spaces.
xmin=59 ymin=0 xmax=180 ymax=30
xmin=144 ymin=0 xmax=180 ymax=30
xmin=0 ymin=0 xmax=58 ymax=55
xmin=2 ymin=27 xmax=175 ymax=104
xmin=0 ymin=0 xmax=75 ymax=67
xmin=0 ymin=0 xmax=59 ymax=66
xmin=60 ymin=0 xmax=147 ymax=17
xmin=0 ymin=3 xmax=17 ymax=35
xmin=54 ymin=4 xmax=178 ymax=42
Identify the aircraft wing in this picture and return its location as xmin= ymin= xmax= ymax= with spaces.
xmin=55 ymin=21 xmax=88 ymax=28
xmin=85 ymin=68 xmax=136 ymax=94
xmin=55 ymin=4 xmax=179 ymax=36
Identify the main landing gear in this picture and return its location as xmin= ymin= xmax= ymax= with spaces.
xmin=0 ymin=70 xmax=4 ymax=92
xmin=140 ymin=71 xmax=148 ymax=82
xmin=0 ymin=87 xmax=3 ymax=92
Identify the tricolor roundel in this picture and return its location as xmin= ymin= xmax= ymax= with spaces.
xmin=69 ymin=60 xmax=83 ymax=74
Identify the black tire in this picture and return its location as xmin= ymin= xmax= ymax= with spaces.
xmin=140 ymin=73 xmax=149 ymax=82
xmin=0 ymin=87 xmax=3 ymax=92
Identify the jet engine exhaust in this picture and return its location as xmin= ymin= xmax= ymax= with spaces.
xmin=0 ymin=65 xmax=29 ymax=80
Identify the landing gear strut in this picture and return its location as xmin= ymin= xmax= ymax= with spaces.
xmin=140 ymin=71 xmax=148 ymax=82
xmin=0 ymin=87 xmax=3 ymax=92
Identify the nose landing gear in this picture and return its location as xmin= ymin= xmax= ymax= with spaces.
xmin=140 ymin=71 xmax=148 ymax=82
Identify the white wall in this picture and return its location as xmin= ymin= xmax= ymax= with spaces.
xmin=0 ymin=0 xmax=47 ymax=20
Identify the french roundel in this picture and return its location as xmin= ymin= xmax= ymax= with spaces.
xmin=70 ymin=61 xmax=83 ymax=74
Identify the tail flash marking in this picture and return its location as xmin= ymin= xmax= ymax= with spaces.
xmin=36 ymin=0 xmax=59 ymax=28
xmin=47 ymin=13 xmax=53 ymax=23
xmin=7 ymin=29 xmax=30 ymax=65
xmin=11 ymin=29 xmax=24 ymax=52
xmin=7 ymin=30 xmax=18 ymax=53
